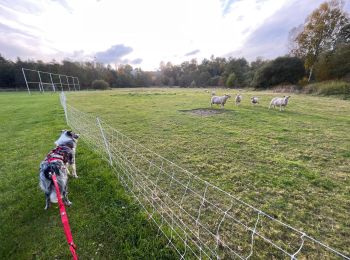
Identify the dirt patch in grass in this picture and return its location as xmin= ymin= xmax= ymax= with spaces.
xmin=179 ymin=108 xmax=226 ymax=116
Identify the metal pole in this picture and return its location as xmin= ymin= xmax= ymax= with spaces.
xmin=37 ymin=71 xmax=44 ymax=93
xmin=60 ymin=92 xmax=68 ymax=124
xmin=50 ymin=73 xmax=55 ymax=92
xmin=59 ymin=75 xmax=63 ymax=91
xmin=66 ymin=76 xmax=71 ymax=91
xmin=96 ymin=117 xmax=113 ymax=166
xmin=71 ymin=77 xmax=77 ymax=91
xmin=76 ymin=77 xmax=80 ymax=91
xmin=22 ymin=68 xmax=31 ymax=95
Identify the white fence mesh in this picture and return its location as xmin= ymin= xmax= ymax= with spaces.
xmin=60 ymin=92 xmax=349 ymax=259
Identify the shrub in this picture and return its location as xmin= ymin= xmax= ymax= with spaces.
xmin=226 ymin=72 xmax=236 ymax=87
xmin=297 ymin=77 xmax=309 ymax=87
xmin=314 ymin=44 xmax=350 ymax=81
xmin=252 ymin=56 xmax=305 ymax=89
xmin=303 ymin=80 xmax=350 ymax=97
xmin=91 ymin=79 xmax=110 ymax=90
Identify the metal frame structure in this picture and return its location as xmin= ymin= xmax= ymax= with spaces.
xmin=22 ymin=68 xmax=80 ymax=94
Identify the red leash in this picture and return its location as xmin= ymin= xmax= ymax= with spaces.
xmin=52 ymin=174 xmax=78 ymax=260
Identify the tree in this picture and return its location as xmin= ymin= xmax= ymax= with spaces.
xmin=290 ymin=0 xmax=349 ymax=81
xmin=223 ymin=58 xmax=250 ymax=87
xmin=0 ymin=54 xmax=15 ymax=88
xmin=226 ymin=73 xmax=236 ymax=87
xmin=314 ymin=43 xmax=350 ymax=81
xmin=252 ymin=57 xmax=305 ymax=89
xmin=336 ymin=23 xmax=350 ymax=45
xmin=246 ymin=57 xmax=269 ymax=86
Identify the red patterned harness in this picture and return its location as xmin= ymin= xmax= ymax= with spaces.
xmin=45 ymin=146 xmax=71 ymax=164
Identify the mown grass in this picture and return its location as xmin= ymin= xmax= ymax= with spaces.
xmin=0 ymin=93 xmax=176 ymax=259
xmin=66 ymin=88 xmax=350 ymax=256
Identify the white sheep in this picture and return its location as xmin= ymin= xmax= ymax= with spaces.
xmin=235 ymin=94 xmax=242 ymax=105
xmin=210 ymin=94 xmax=231 ymax=108
xmin=251 ymin=96 xmax=259 ymax=105
xmin=269 ymin=96 xmax=291 ymax=111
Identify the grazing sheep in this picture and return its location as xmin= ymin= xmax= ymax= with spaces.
xmin=235 ymin=94 xmax=242 ymax=105
xmin=251 ymin=96 xmax=259 ymax=105
xmin=210 ymin=94 xmax=231 ymax=108
xmin=269 ymin=96 xmax=291 ymax=111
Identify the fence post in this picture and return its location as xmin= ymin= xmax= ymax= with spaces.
xmin=22 ymin=68 xmax=31 ymax=95
xmin=37 ymin=70 xmax=44 ymax=93
xmin=96 ymin=117 xmax=113 ymax=166
xmin=60 ymin=92 xmax=69 ymax=124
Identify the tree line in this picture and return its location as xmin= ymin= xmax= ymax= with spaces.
xmin=0 ymin=0 xmax=349 ymax=91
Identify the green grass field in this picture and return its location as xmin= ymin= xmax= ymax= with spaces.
xmin=1 ymin=88 xmax=349 ymax=258
xmin=0 ymin=93 xmax=176 ymax=259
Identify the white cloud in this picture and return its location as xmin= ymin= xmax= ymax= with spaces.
xmin=1 ymin=0 xmax=348 ymax=70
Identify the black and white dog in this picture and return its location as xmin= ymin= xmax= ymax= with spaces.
xmin=55 ymin=130 xmax=79 ymax=178
xmin=39 ymin=130 xmax=79 ymax=210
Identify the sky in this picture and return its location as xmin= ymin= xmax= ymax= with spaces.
xmin=0 ymin=0 xmax=349 ymax=71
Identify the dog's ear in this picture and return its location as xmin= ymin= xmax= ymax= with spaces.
xmin=67 ymin=130 xmax=73 ymax=137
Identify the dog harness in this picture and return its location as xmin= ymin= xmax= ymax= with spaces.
xmin=45 ymin=145 xmax=72 ymax=164
xmin=41 ymin=146 xmax=72 ymax=180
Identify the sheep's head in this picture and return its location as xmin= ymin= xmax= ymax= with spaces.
xmin=224 ymin=94 xmax=231 ymax=98
xmin=284 ymin=96 xmax=291 ymax=105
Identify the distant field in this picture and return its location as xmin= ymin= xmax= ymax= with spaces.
xmin=66 ymin=88 xmax=350 ymax=255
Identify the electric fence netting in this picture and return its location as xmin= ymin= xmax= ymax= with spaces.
xmin=60 ymin=92 xmax=349 ymax=259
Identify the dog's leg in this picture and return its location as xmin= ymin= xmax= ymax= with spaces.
xmin=44 ymin=193 xmax=51 ymax=210
xmin=65 ymin=163 xmax=71 ymax=176
xmin=62 ymin=187 xmax=72 ymax=207
xmin=71 ymin=163 xmax=78 ymax=178
xmin=71 ymin=151 xmax=78 ymax=178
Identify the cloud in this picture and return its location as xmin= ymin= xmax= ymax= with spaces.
xmin=2 ymin=0 xmax=349 ymax=70
xmin=0 ymin=22 xmax=36 ymax=39
xmin=227 ymin=0 xmax=333 ymax=61
xmin=51 ymin=0 xmax=73 ymax=13
xmin=221 ymin=0 xmax=236 ymax=15
xmin=0 ymin=0 xmax=43 ymax=15
xmin=130 ymin=58 xmax=143 ymax=65
xmin=95 ymin=44 xmax=133 ymax=63
xmin=185 ymin=49 xmax=200 ymax=56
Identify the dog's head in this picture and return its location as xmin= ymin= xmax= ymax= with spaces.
xmin=55 ymin=130 xmax=79 ymax=149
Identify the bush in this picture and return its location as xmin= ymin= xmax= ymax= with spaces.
xmin=252 ymin=56 xmax=305 ymax=89
xmin=303 ymin=80 xmax=350 ymax=97
xmin=314 ymin=44 xmax=350 ymax=81
xmin=91 ymin=79 xmax=110 ymax=90
xmin=297 ymin=77 xmax=309 ymax=87
xmin=226 ymin=72 xmax=236 ymax=87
